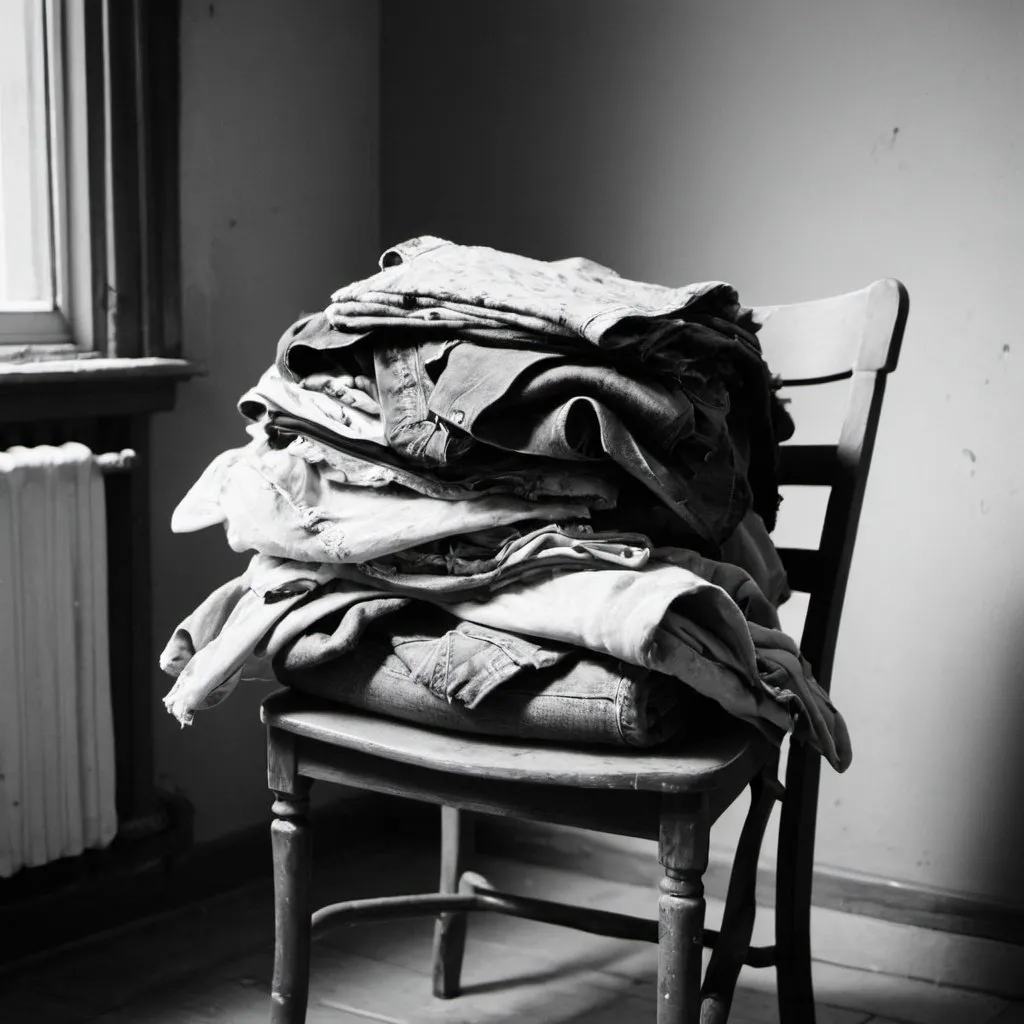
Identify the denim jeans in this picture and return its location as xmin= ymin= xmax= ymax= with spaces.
xmin=275 ymin=603 xmax=686 ymax=749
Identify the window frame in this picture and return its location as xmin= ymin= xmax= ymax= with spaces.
xmin=0 ymin=0 xmax=181 ymax=364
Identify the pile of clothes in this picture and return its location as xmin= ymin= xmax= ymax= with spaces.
xmin=161 ymin=237 xmax=851 ymax=771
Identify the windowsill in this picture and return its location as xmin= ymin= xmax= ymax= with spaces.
xmin=0 ymin=356 xmax=203 ymax=385
xmin=0 ymin=357 xmax=204 ymax=423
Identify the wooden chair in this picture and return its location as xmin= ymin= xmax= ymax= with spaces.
xmin=261 ymin=278 xmax=909 ymax=1024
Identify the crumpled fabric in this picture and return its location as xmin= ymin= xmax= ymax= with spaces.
xmin=719 ymin=510 xmax=791 ymax=608
xmin=351 ymin=522 xmax=652 ymax=594
xmin=159 ymin=556 xmax=376 ymax=724
xmin=170 ymin=435 xmax=593 ymax=564
xmin=238 ymin=363 xmax=385 ymax=447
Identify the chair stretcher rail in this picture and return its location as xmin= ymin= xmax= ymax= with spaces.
xmin=309 ymin=887 xmax=777 ymax=967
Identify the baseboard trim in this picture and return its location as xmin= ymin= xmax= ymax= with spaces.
xmin=475 ymin=818 xmax=1024 ymax=947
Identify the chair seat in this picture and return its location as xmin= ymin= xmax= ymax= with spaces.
xmin=261 ymin=689 xmax=773 ymax=795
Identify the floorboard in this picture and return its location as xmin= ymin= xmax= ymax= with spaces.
xmin=0 ymin=844 xmax=1018 ymax=1024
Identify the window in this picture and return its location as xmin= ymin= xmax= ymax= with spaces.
xmin=0 ymin=0 xmax=181 ymax=362
xmin=0 ymin=0 xmax=80 ymax=352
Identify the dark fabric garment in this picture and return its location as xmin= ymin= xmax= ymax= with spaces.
xmin=275 ymin=604 xmax=686 ymax=748
xmin=275 ymin=311 xmax=374 ymax=381
xmin=424 ymin=342 xmax=748 ymax=545
xmin=427 ymin=345 xmax=711 ymax=457
xmin=612 ymin=313 xmax=794 ymax=531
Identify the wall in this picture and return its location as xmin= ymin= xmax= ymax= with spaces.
xmin=149 ymin=0 xmax=379 ymax=843
xmin=380 ymin=0 xmax=1024 ymax=906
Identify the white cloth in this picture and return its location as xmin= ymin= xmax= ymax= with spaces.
xmin=172 ymin=437 xmax=592 ymax=564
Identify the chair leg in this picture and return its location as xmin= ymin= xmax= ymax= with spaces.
xmin=700 ymin=770 xmax=780 ymax=1024
xmin=268 ymin=728 xmax=313 ymax=1024
xmin=432 ymin=805 xmax=473 ymax=998
xmin=776 ymin=742 xmax=821 ymax=1024
xmin=657 ymin=793 xmax=710 ymax=1024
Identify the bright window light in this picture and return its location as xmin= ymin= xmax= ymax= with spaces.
xmin=0 ymin=0 xmax=56 ymax=311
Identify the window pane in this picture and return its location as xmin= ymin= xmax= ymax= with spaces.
xmin=0 ymin=0 xmax=54 ymax=309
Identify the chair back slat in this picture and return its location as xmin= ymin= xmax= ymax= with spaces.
xmin=755 ymin=278 xmax=906 ymax=385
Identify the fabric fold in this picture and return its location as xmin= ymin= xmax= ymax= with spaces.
xmin=171 ymin=436 xmax=593 ymax=564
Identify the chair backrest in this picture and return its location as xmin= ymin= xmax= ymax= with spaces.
xmin=753 ymin=278 xmax=909 ymax=693
xmin=750 ymin=279 xmax=908 ymax=980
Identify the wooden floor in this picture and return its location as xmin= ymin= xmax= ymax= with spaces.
xmin=0 ymin=846 xmax=1020 ymax=1024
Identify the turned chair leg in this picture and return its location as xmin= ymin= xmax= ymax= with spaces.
xmin=776 ymin=743 xmax=820 ymax=1024
xmin=268 ymin=728 xmax=314 ymax=1024
xmin=657 ymin=793 xmax=710 ymax=1024
xmin=432 ymin=805 xmax=474 ymax=998
xmin=700 ymin=771 xmax=780 ymax=1023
